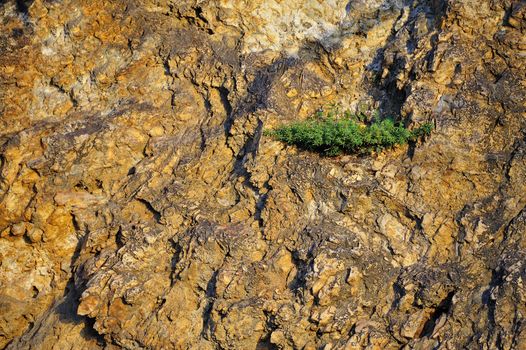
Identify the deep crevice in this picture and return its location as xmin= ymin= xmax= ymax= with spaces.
xmin=418 ymin=290 xmax=455 ymax=338
xmin=135 ymin=198 xmax=162 ymax=223
xmin=15 ymin=0 xmax=32 ymax=15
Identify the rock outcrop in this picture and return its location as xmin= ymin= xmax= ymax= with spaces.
xmin=1 ymin=0 xmax=525 ymax=349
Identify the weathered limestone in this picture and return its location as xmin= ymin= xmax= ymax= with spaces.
xmin=0 ymin=0 xmax=525 ymax=349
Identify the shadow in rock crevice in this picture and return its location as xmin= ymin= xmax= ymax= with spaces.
xmin=15 ymin=0 xmax=32 ymax=14
xmin=366 ymin=0 xmax=450 ymax=120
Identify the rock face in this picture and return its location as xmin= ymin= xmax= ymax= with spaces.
xmin=0 ymin=0 xmax=525 ymax=349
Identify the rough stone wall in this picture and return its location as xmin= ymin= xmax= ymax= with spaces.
xmin=0 ymin=0 xmax=525 ymax=349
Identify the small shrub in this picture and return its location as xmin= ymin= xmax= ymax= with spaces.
xmin=266 ymin=108 xmax=433 ymax=156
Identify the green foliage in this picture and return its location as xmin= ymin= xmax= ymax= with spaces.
xmin=266 ymin=108 xmax=433 ymax=156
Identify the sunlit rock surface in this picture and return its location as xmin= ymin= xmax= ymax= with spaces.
xmin=1 ymin=0 xmax=525 ymax=348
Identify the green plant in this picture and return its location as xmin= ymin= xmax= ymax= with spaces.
xmin=266 ymin=108 xmax=433 ymax=156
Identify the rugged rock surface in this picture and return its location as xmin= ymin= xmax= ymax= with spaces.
xmin=0 ymin=0 xmax=525 ymax=349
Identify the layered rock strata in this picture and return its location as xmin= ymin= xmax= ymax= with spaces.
xmin=0 ymin=0 xmax=525 ymax=349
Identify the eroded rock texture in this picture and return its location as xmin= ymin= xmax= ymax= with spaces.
xmin=0 ymin=0 xmax=525 ymax=349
